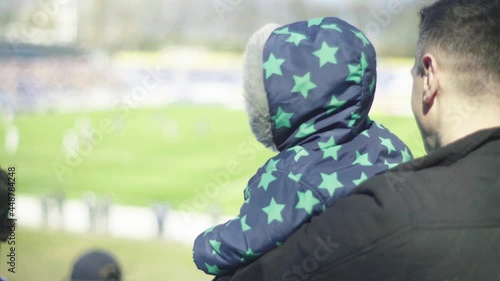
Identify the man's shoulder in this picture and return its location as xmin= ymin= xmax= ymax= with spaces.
xmin=357 ymin=146 xmax=500 ymax=228
xmin=345 ymin=158 xmax=452 ymax=225
xmin=359 ymin=160 xmax=448 ymax=194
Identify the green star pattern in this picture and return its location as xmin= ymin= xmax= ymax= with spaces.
xmin=288 ymin=172 xmax=302 ymax=183
xmin=258 ymin=171 xmax=277 ymax=191
xmin=324 ymin=146 xmax=342 ymax=161
xmin=240 ymin=215 xmax=252 ymax=232
xmin=205 ymin=263 xmax=222 ymax=275
xmin=325 ymin=96 xmax=346 ymax=114
xmin=203 ymin=226 xmax=215 ymax=237
xmin=353 ymin=172 xmax=368 ymax=186
xmin=352 ymin=30 xmax=370 ymax=46
xmin=321 ymin=24 xmax=343 ymax=33
xmin=380 ymin=137 xmax=396 ymax=154
xmin=272 ymin=107 xmax=294 ymax=129
xmin=308 ymin=18 xmax=324 ymax=27
xmin=353 ymin=151 xmax=372 ymax=166
xmin=348 ymin=112 xmax=362 ymax=127
xmin=244 ymin=186 xmax=250 ymax=201
xmin=262 ymin=198 xmax=286 ymax=224
xmin=384 ymin=160 xmax=399 ymax=169
xmin=289 ymin=146 xmax=310 ymax=162
xmin=286 ymin=32 xmax=308 ymax=46
xmin=296 ymin=190 xmax=321 ymax=215
xmin=263 ymin=53 xmax=286 ymax=79
xmin=313 ymin=42 xmax=339 ymax=67
xmin=369 ymin=76 xmax=376 ymax=94
xmin=319 ymin=137 xmax=342 ymax=161
xmin=402 ymin=148 xmax=412 ymax=162
xmin=296 ymin=121 xmax=317 ymax=138
xmin=319 ymin=172 xmax=344 ymax=196
xmin=292 ymin=72 xmax=317 ymax=98
xmin=346 ymin=52 xmax=368 ymax=84
xmin=209 ymin=239 xmax=222 ymax=255
xmin=241 ymin=248 xmax=261 ymax=260
xmin=274 ymin=27 xmax=290 ymax=35
xmin=375 ymin=121 xmax=385 ymax=130
xmin=318 ymin=137 xmax=336 ymax=149
xmin=265 ymin=159 xmax=280 ymax=172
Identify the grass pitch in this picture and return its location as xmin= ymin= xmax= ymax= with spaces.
xmin=0 ymin=228 xmax=209 ymax=281
xmin=0 ymin=105 xmax=424 ymax=214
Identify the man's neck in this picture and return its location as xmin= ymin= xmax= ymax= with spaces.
xmin=439 ymin=104 xmax=500 ymax=147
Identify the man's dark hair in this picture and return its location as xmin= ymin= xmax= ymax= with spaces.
xmin=416 ymin=0 xmax=500 ymax=94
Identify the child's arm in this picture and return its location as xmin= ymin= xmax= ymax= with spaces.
xmin=193 ymin=168 xmax=325 ymax=276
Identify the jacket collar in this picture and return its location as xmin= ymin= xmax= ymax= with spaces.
xmin=396 ymin=127 xmax=500 ymax=172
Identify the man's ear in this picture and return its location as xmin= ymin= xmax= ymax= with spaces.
xmin=421 ymin=54 xmax=439 ymax=104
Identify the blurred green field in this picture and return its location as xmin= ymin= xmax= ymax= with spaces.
xmin=0 ymin=105 xmax=425 ymax=214
xmin=0 ymin=228 xmax=209 ymax=281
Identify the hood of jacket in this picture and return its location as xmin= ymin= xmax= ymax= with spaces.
xmin=243 ymin=17 xmax=377 ymax=152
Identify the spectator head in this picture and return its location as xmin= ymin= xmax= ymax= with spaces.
xmin=70 ymin=250 xmax=121 ymax=281
xmin=411 ymin=0 xmax=500 ymax=152
xmin=0 ymin=168 xmax=11 ymax=242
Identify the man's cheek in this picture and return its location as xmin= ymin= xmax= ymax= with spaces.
xmin=410 ymin=85 xmax=420 ymax=115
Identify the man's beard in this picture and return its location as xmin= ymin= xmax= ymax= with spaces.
xmin=415 ymin=116 xmax=440 ymax=154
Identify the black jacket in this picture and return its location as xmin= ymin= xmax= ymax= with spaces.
xmin=223 ymin=127 xmax=500 ymax=281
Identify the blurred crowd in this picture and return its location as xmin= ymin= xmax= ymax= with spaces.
xmin=0 ymin=55 xmax=122 ymax=112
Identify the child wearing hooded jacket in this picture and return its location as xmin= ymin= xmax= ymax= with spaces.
xmin=193 ymin=17 xmax=413 ymax=277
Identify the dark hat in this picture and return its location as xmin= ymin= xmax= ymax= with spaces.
xmin=70 ymin=250 xmax=121 ymax=281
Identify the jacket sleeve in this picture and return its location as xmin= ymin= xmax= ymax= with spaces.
xmin=193 ymin=168 xmax=325 ymax=276
xmin=225 ymin=175 xmax=412 ymax=281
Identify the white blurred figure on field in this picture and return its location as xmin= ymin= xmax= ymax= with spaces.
xmin=112 ymin=115 xmax=126 ymax=133
xmin=97 ymin=197 xmax=111 ymax=234
xmin=78 ymin=116 xmax=95 ymax=143
xmin=157 ymin=113 xmax=179 ymax=141
xmin=63 ymin=129 xmax=80 ymax=158
xmin=84 ymin=192 xmax=98 ymax=233
xmin=40 ymin=195 xmax=50 ymax=228
xmin=167 ymin=119 xmax=179 ymax=140
xmin=151 ymin=203 xmax=170 ymax=239
xmin=5 ymin=125 xmax=19 ymax=155
xmin=54 ymin=191 xmax=66 ymax=229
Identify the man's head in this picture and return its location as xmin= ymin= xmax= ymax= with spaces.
xmin=411 ymin=0 xmax=500 ymax=152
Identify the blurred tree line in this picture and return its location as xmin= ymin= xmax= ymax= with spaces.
xmin=0 ymin=0 xmax=434 ymax=56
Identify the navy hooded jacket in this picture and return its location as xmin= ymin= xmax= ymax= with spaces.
xmin=193 ymin=17 xmax=413 ymax=276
